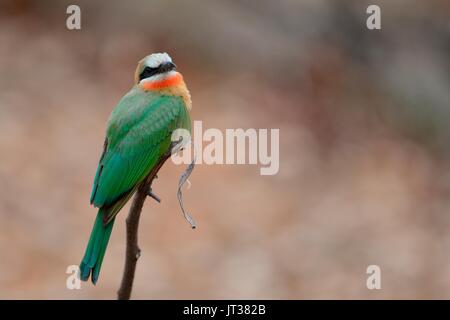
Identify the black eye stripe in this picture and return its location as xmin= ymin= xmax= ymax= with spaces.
xmin=139 ymin=66 xmax=159 ymax=81
xmin=139 ymin=62 xmax=176 ymax=81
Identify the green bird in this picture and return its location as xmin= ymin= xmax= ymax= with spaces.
xmin=80 ymin=53 xmax=192 ymax=284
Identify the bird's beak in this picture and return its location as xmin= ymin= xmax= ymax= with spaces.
xmin=160 ymin=62 xmax=177 ymax=73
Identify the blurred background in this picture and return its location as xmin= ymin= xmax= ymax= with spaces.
xmin=0 ymin=0 xmax=449 ymax=299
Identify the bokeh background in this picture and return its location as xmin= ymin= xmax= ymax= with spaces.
xmin=0 ymin=0 xmax=449 ymax=299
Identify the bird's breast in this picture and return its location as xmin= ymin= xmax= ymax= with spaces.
xmin=140 ymin=72 xmax=192 ymax=110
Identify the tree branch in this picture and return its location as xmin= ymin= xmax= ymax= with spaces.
xmin=117 ymin=154 xmax=171 ymax=300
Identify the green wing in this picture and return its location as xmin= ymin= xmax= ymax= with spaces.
xmin=90 ymin=89 xmax=191 ymax=221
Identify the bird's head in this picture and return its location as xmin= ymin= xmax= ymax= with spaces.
xmin=134 ymin=52 xmax=192 ymax=109
xmin=134 ymin=52 xmax=181 ymax=90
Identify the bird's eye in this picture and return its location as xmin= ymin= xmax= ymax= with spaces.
xmin=139 ymin=66 xmax=159 ymax=81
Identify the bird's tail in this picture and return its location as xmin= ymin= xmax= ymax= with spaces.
xmin=80 ymin=209 xmax=115 ymax=284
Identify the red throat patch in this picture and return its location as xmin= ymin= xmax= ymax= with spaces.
xmin=141 ymin=72 xmax=183 ymax=90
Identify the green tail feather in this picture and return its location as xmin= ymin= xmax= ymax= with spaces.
xmin=80 ymin=209 xmax=115 ymax=284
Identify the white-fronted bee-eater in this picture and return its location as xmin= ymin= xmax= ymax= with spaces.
xmin=80 ymin=53 xmax=192 ymax=284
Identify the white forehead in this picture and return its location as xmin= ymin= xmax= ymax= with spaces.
xmin=143 ymin=53 xmax=172 ymax=68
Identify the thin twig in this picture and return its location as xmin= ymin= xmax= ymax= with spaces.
xmin=177 ymin=145 xmax=197 ymax=229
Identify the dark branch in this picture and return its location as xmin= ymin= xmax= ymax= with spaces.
xmin=117 ymin=153 xmax=171 ymax=300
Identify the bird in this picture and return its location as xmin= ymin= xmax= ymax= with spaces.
xmin=80 ymin=52 xmax=192 ymax=284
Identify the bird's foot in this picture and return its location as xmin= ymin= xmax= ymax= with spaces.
xmin=147 ymin=187 xmax=161 ymax=203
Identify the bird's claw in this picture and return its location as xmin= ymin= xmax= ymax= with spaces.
xmin=147 ymin=188 xmax=161 ymax=203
